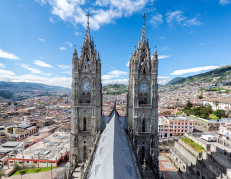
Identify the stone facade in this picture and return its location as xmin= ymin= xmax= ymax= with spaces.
xmin=70 ymin=16 xmax=102 ymax=170
xmin=127 ymin=15 xmax=159 ymax=176
xmin=70 ymin=13 xmax=159 ymax=178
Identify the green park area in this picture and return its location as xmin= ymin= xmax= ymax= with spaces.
xmin=180 ymin=138 xmax=205 ymax=153
xmin=209 ymin=113 xmax=219 ymax=119
xmin=12 ymin=167 xmax=56 ymax=176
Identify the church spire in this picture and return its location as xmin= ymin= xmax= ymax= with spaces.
xmin=85 ymin=12 xmax=91 ymax=41
xmin=140 ymin=13 xmax=147 ymax=43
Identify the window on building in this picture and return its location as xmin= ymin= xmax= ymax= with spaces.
xmin=142 ymin=118 xmax=146 ymax=132
xmin=144 ymin=93 xmax=148 ymax=104
xmin=83 ymin=146 xmax=87 ymax=161
xmin=139 ymin=93 xmax=143 ymax=104
xmin=86 ymin=93 xmax=91 ymax=103
xmin=83 ymin=117 xmax=87 ymax=131
xmin=82 ymin=92 xmax=86 ymax=103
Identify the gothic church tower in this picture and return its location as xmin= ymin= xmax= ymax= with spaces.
xmin=127 ymin=14 xmax=159 ymax=176
xmin=70 ymin=13 xmax=102 ymax=169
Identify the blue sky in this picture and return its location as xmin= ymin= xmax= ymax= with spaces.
xmin=0 ymin=0 xmax=231 ymax=88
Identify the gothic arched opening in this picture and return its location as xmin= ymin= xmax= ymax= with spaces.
xmin=139 ymin=93 xmax=143 ymax=104
xmin=83 ymin=146 xmax=87 ymax=161
xmin=164 ymin=133 xmax=167 ymax=137
xmin=82 ymin=92 xmax=86 ymax=103
xmin=87 ymin=92 xmax=91 ymax=103
xmin=83 ymin=117 xmax=86 ymax=131
xmin=141 ymin=146 xmax=145 ymax=162
xmin=142 ymin=118 xmax=146 ymax=132
xmin=144 ymin=93 xmax=148 ymax=104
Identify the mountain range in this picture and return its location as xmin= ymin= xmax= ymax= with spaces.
xmin=166 ymin=65 xmax=231 ymax=86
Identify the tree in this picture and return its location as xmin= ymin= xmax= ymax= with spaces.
xmin=0 ymin=170 xmax=4 ymax=179
xmin=213 ymin=101 xmax=220 ymax=110
xmin=8 ymin=101 xmax=11 ymax=106
xmin=214 ymin=109 xmax=227 ymax=119
xmin=225 ymin=109 xmax=231 ymax=122
xmin=198 ymin=95 xmax=203 ymax=99
xmin=185 ymin=100 xmax=193 ymax=110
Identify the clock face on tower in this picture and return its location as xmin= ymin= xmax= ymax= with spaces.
xmin=82 ymin=82 xmax=91 ymax=92
xmin=139 ymin=83 xmax=148 ymax=93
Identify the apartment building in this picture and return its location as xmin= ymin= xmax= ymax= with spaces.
xmin=203 ymin=98 xmax=231 ymax=111
xmin=158 ymin=116 xmax=194 ymax=138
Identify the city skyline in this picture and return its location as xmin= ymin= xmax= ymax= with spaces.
xmin=0 ymin=0 xmax=231 ymax=88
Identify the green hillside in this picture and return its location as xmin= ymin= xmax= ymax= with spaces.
xmin=166 ymin=77 xmax=185 ymax=85
xmin=102 ymin=84 xmax=127 ymax=95
xmin=0 ymin=81 xmax=71 ymax=91
xmin=166 ymin=65 xmax=231 ymax=85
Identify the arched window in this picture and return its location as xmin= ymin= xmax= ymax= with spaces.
xmin=87 ymin=93 xmax=91 ymax=103
xmin=83 ymin=146 xmax=87 ymax=161
xmin=144 ymin=93 xmax=148 ymax=104
xmin=83 ymin=117 xmax=86 ymax=131
xmin=139 ymin=93 xmax=143 ymax=104
xmin=142 ymin=118 xmax=146 ymax=132
xmin=82 ymin=92 xmax=86 ymax=103
xmin=141 ymin=146 xmax=145 ymax=162
xmin=143 ymin=67 xmax=146 ymax=74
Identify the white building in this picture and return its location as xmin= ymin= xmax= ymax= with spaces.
xmin=203 ymin=98 xmax=231 ymax=111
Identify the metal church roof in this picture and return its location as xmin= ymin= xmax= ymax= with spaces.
xmin=86 ymin=110 xmax=138 ymax=179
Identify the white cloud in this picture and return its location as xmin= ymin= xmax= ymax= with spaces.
xmin=59 ymin=47 xmax=66 ymax=50
xmin=219 ymin=0 xmax=230 ymax=5
xmin=166 ymin=10 xmax=186 ymax=25
xmin=171 ymin=66 xmax=220 ymax=75
xmin=40 ymin=57 xmax=44 ymax=59
xmin=62 ymin=71 xmax=72 ymax=75
xmin=126 ymin=61 xmax=129 ymax=66
xmin=34 ymin=60 xmax=53 ymax=67
xmin=166 ymin=10 xmax=201 ymax=26
xmin=0 ymin=49 xmax=20 ymax=60
xmin=184 ymin=18 xmax=201 ymax=26
xmin=0 ymin=63 xmax=6 ymax=68
xmin=0 ymin=69 xmax=15 ymax=76
xmin=19 ymin=4 xmax=27 ymax=9
xmin=50 ymin=17 xmax=55 ymax=23
xmin=0 ymin=74 xmax=71 ymax=88
xmin=36 ymin=0 xmax=149 ymax=30
xmin=158 ymin=55 xmax=170 ymax=59
xmin=38 ymin=38 xmax=45 ymax=41
xmin=189 ymin=31 xmax=194 ymax=34
xmin=149 ymin=13 xmax=163 ymax=27
xmin=74 ymin=31 xmax=82 ymax=36
xmin=102 ymin=79 xmax=128 ymax=85
xmin=58 ymin=65 xmax=71 ymax=69
xmin=102 ymin=70 xmax=128 ymax=81
xmin=161 ymin=47 xmax=170 ymax=51
xmin=158 ymin=79 xmax=171 ymax=85
xmin=196 ymin=42 xmax=214 ymax=46
xmin=20 ymin=64 xmax=51 ymax=76
xmin=159 ymin=36 xmax=165 ymax=40
xmin=108 ymin=70 xmax=127 ymax=76
xmin=66 ymin=42 xmax=72 ymax=47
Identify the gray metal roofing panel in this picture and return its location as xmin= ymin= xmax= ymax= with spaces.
xmin=2 ymin=142 xmax=21 ymax=147
xmin=86 ymin=110 xmax=138 ymax=179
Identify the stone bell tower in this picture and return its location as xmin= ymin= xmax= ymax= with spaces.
xmin=70 ymin=12 xmax=102 ymax=169
xmin=127 ymin=13 xmax=159 ymax=177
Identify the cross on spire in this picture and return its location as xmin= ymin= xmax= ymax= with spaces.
xmin=86 ymin=12 xmax=91 ymax=27
xmin=142 ymin=13 xmax=147 ymax=25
